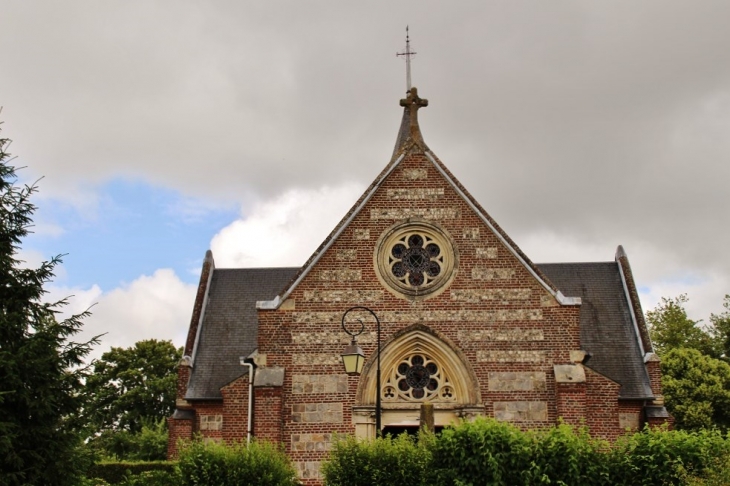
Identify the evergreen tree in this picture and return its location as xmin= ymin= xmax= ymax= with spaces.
xmin=0 ymin=125 xmax=97 ymax=485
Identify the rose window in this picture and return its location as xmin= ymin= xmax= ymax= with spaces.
xmin=382 ymin=354 xmax=455 ymax=402
xmin=390 ymin=234 xmax=442 ymax=287
xmin=375 ymin=221 xmax=457 ymax=299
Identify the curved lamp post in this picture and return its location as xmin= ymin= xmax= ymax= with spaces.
xmin=341 ymin=306 xmax=381 ymax=436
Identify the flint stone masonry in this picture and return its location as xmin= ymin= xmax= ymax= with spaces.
xmin=489 ymin=372 xmax=547 ymax=391
xmin=476 ymin=247 xmax=498 ymax=258
xmin=619 ymin=412 xmax=640 ymax=430
xmin=293 ymin=331 xmax=375 ymax=345
xmin=463 ymin=228 xmax=480 ymax=239
xmin=387 ymin=188 xmax=444 ymax=200
xmin=292 ymin=403 xmax=343 ymax=423
xmin=199 ymin=415 xmax=222 ymax=431
xmin=292 ymin=433 xmax=333 ymax=452
xmin=451 ymin=288 xmax=531 ymax=303
xmin=459 ymin=329 xmax=545 ymax=342
xmin=353 ymin=229 xmax=370 ymax=240
xmin=336 ymin=249 xmax=356 ymax=261
xmin=303 ymin=289 xmax=383 ymax=303
xmin=319 ymin=269 xmax=361 ymax=281
xmin=478 ymin=350 xmax=547 ymax=363
xmin=292 ymin=375 xmax=348 ymax=394
xmin=292 ymin=354 xmax=341 ymax=366
xmin=296 ymin=462 xmax=321 ymax=480
xmin=472 ymin=267 xmax=516 ymax=280
xmin=402 ymin=168 xmax=428 ymax=179
xmin=494 ymin=401 xmax=548 ymax=422
xmin=370 ymin=208 xmax=458 ymax=220
xmin=293 ymin=309 xmax=542 ymax=325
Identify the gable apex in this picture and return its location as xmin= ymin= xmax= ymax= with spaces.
xmin=257 ymin=89 xmax=580 ymax=308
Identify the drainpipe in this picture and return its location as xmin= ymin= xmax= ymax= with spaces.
xmin=240 ymin=357 xmax=257 ymax=445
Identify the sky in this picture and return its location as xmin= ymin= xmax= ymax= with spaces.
xmin=1 ymin=1 xmax=729 ymax=361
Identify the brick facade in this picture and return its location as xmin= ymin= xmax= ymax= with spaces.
xmin=168 ymin=88 xmax=670 ymax=484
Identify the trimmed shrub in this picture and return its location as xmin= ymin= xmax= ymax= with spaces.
xmin=322 ymin=432 xmax=432 ymax=486
xmin=428 ymin=418 xmax=534 ymax=485
xmin=177 ymin=439 xmax=298 ymax=486
xmin=609 ymin=426 xmax=730 ymax=486
xmin=87 ymin=461 xmax=178 ymax=485
xmin=322 ymin=419 xmax=730 ymax=486
xmin=530 ymin=423 xmax=611 ymax=485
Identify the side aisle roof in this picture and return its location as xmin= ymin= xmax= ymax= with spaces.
xmin=185 ymin=267 xmax=298 ymax=400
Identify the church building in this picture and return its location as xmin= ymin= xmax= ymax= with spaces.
xmin=168 ymin=87 xmax=670 ymax=484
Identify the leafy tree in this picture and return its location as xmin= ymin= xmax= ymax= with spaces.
xmin=83 ymin=339 xmax=181 ymax=459
xmin=0 ymin=126 xmax=98 ymax=485
xmin=661 ymin=348 xmax=730 ymax=431
xmin=710 ymin=295 xmax=730 ymax=361
xmin=647 ymin=295 xmax=719 ymax=357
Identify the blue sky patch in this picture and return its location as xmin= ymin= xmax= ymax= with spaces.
xmin=24 ymin=178 xmax=239 ymax=290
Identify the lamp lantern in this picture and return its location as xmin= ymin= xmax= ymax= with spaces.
xmin=341 ymin=340 xmax=365 ymax=376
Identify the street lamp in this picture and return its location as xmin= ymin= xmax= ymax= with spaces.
xmin=341 ymin=306 xmax=381 ymax=436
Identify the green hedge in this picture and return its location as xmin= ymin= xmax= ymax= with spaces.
xmin=177 ymin=439 xmax=298 ymax=486
xmin=321 ymin=433 xmax=432 ymax=485
xmin=322 ymin=418 xmax=730 ymax=486
xmin=87 ymin=461 xmax=178 ymax=485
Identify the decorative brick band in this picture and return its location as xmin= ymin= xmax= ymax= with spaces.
xmin=494 ymin=401 xmax=548 ymax=422
xmin=472 ymin=267 xmax=515 ymax=280
xmin=292 ymin=375 xmax=348 ymax=394
xmin=336 ymin=249 xmax=356 ymax=261
xmin=370 ymin=208 xmax=458 ymax=220
xmin=292 ymin=331 xmax=375 ymax=345
xmin=402 ymin=168 xmax=428 ymax=180
xmin=478 ymin=350 xmax=546 ymax=363
xmin=489 ymin=372 xmax=547 ymax=391
xmin=293 ymin=309 xmax=542 ymax=325
xmin=292 ymin=354 xmax=341 ymax=366
xmin=462 ymin=228 xmax=480 ymax=239
xmin=387 ymin=188 xmax=444 ymax=200
xmin=451 ymin=288 xmax=531 ymax=303
xmin=291 ymin=433 xmax=332 ymax=452
xmin=199 ymin=415 xmax=222 ymax=431
xmin=295 ymin=461 xmax=321 ymax=480
xmin=319 ymin=269 xmax=361 ymax=281
xmin=458 ymin=329 xmax=545 ymax=342
xmin=619 ymin=412 xmax=640 ymax=430
xmin=303 ymin=289 xmax=383 ymax=303
xmin=476 ymin=247 xmax=498 ymax=258
xmin=292 ymin=403 xmax=343 ymax=423
xmin=353 ymin=229 xmax=370 ymax=240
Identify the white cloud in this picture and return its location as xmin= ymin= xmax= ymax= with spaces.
xmin=47 ymin=269 xmax=196 ymax=362
xmin=211 ymin=183 xmax=365 ymax=268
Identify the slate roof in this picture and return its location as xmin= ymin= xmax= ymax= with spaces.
xmin=185 ymin=267 xmax=298 ymax=400
xmin=537 ymin=262 xmax=654 ymax=400
xmin=186 ymin=261 xmax=652 ymax=401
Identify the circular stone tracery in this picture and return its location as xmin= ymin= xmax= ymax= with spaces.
xmin=382 ymin=353 xmax=455 ymax=402
xmin=375 ymin=220 xmax=457 ymax=299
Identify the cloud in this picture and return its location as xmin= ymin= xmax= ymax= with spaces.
xmin=211 ymin=183 xmax=365 ymax=268
xmin=3 ymin=1 xmax=730 ymax=330
xmin=47 ymin=269 xmax=196 ymax=362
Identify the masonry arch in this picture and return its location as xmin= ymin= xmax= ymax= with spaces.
xmin=352 ymin=324 xmax=483 ymax=438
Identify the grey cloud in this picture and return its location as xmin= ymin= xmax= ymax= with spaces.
xmin=1 ymin=1 xmax=729 ymax=305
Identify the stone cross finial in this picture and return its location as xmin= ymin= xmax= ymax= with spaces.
xmin=400 ymin=87 xmax=428 ymax=146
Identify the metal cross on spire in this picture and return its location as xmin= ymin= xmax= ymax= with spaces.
xmin=396 ymin=26 xmax=417 ymax=91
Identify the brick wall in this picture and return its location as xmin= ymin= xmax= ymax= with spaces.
xmin=175 ymin=148 xmax=657 ymax=484
xmin=253 ymin=152 xmax=589 ymax=484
